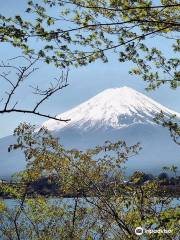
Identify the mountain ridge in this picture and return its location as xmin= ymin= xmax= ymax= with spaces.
xmin=43 ymin=86 xmax=179 ymax=132
xmin=0 ymin=86 xmax=180 ymax=177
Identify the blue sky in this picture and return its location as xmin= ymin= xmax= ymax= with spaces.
xmin=0 ymin=0 xmax=180 ymax=138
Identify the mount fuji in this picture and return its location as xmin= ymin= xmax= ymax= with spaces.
xmin=0 ymin=87 xmax=180 ymax=177
xmin=43 ymin=86 xmax=179 ymax=131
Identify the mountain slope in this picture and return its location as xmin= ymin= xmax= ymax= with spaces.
xmin=0 ymin=87 xmax=180 ymax=177
xmin=43 ymin=87 xmax=179 ymax=131
xmin=43 ymin=87 xmax=180 ymax=174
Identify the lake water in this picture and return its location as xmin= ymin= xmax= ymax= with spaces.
xmin=4 ymin=196 xmax=180 ymax=208
xmin=1 ymin=197 xmax=179 ymax=239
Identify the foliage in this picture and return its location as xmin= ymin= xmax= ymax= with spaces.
xmin=0 ymin=123 xmax=179 ymax=239
xmin=0 ymin=1 xmax=180 ymax=238
xmin=0 ymin=1 xmax=179 ymax=90
xmin=155 ymin=111 xmax=180 ymax=145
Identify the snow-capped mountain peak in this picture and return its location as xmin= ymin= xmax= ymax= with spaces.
xmin=43 ymin=87 xmax=179 ymax=132
xmin=1 ymin=86 xmax=180 ymax=177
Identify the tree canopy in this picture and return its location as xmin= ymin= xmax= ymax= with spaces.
xmin=1 ymin=0 xmax=179 ymax=90
xmin=0 ymin=123 xmax=179 ymax=239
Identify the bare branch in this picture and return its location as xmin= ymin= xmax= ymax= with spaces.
xmin=0 ymin=108 xmax=70 ymax=122
xmin=0 ymin=73 xmax=15 ymax=88
xmin=0 ymin=57 xmax=70 ymax=122
xmin=32 ymin=70 xmax=69 ymax=112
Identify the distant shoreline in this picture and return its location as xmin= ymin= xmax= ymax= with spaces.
xmin=1 ymin=184 xmax=180 ymax=199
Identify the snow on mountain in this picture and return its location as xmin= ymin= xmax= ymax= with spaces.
xmin=43 ymin=86 xmax=179 ymax=132
xmin=0 ymin=86 xmax=180 ymax=177
xmin=42 ymin=86 xmax=180 ymax=175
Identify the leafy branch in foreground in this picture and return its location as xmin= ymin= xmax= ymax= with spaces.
xmin=0 ymin=123 xmax=179 ymax=240
xmin=155 ymin=111 xmax=180 ymax=145
xmin=0 ymin=0 xmax=179 ymax=90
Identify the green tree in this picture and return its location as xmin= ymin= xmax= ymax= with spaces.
xmin=1 ymin=0 xmax=179 ymax=88
xmin=0 ymin=0 xmax=180 ymax=86
xmin=155 ymin=111 xmax=180 ymax=145
xmin=0 ymin=2 xmax=180 ymax=239
xmin=0 ymin=123 xmax=179 ymax=240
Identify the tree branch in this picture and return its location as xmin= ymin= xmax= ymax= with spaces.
xmin=0 ymin=57 xmax=70 ymax=122
xmin=61 ymin=2 xmax=180 ymax=12
xmin=0 ymin=108 xmax=70 ymax=122
xmin=66 ymin=26 xmax=170 ymax=64
xmin=25 ymin=19 xmax=180 ymax=38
